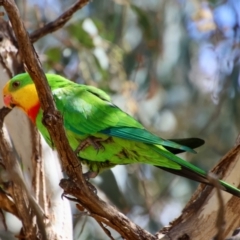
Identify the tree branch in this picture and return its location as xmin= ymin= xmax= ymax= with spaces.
xmin=30 ymin=0 xmax=90 ymax=43
xmin=60 ymin=179 xmax=156 ymax=240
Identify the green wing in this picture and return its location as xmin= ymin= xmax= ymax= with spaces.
xmin=101 ymin=127 xmax=197 ymax=153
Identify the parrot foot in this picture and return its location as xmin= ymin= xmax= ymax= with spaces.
xmin=83 ymin=171 xmax=98 ymax=194
xmin=75 ymin=136 xmax=105 ymax=154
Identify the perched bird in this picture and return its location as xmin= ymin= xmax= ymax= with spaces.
xmin=3 ymin=73 xmax=240 ymax=197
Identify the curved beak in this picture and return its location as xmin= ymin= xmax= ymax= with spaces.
xmin=3 ymin=82 xmax=14 ymax=108
xmin=3 ymin=94 xmax=13 ymax=108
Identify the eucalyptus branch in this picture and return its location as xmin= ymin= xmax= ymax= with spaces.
xmin=60 ymin=179 xmax=156 ymax=240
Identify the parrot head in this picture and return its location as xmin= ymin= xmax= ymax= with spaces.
xmin=3 ymin=73 xmax=40 ymax=123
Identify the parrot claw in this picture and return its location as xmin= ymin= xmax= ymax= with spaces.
xmin=75 ymin=136 xmax=105 ymax=154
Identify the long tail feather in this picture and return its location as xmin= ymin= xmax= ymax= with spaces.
xmin=152 ymin=141 xmax=240 ymax=197
xmin=155 ymin=165 xmax=240 ymax=197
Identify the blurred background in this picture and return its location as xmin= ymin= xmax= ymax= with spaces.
xmin=14 ymin=0 xmax=240 ymax=239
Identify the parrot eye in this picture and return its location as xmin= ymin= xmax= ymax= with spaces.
xmin=12 ymin=81 xmax=20 ymax=88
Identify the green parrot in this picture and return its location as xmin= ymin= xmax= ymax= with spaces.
xmin=3 ymin=73 xmax=240 ymax=197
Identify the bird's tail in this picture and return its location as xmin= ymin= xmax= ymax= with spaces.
xmin=218 ymin=179 xmax=240 ymax=197
xmin=152 ymin=141 xmax=240 ymax=198
xmin=156 ymin=165 xmax=240 ymax=197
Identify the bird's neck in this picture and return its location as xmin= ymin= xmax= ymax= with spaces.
xmin=26 ymin=102 xmax=41 ymax=124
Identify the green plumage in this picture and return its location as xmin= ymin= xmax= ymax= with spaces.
xmin=5 ymin=73 xmax=240 ymax=197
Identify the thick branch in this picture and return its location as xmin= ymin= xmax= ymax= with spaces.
xmin=60 ymin=179 xmax=156 ymax=240
xmin=30 ymin=0 xmax=90 ymax=43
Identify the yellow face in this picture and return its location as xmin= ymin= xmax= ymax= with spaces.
xmin=3 ymin=80 xmax=39 ymax=113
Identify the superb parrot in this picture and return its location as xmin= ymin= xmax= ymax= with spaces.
xmin=3 ymin=73 xmax=240 ymax=197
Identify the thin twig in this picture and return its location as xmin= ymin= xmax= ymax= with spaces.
xmin=30 ymin=0 xmax=90 ymax=43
